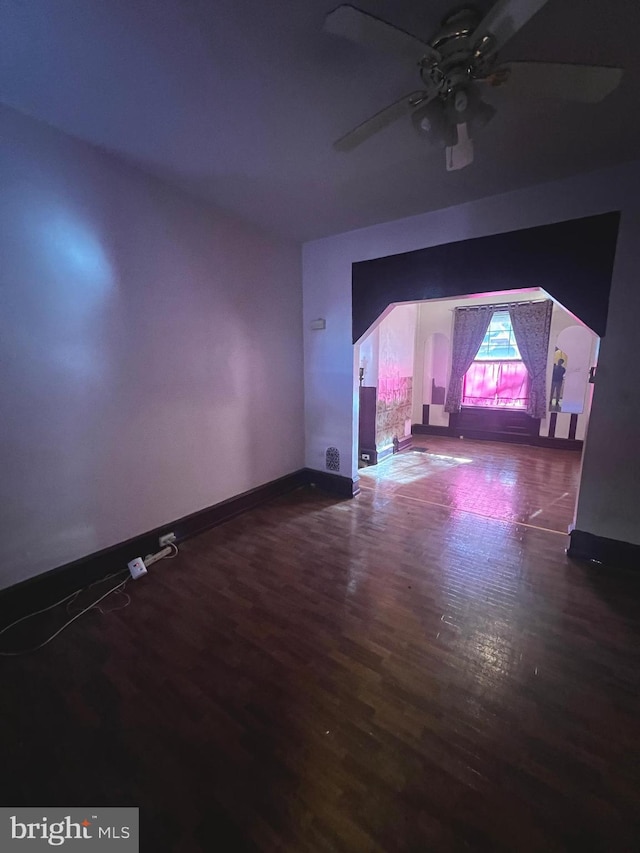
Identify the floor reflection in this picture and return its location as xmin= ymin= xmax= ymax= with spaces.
xmin=359 ymin=435 xmax=581 ymax=533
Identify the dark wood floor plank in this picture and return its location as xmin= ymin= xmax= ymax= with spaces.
xmin=2 ymin=437 xmax=640 ymax=850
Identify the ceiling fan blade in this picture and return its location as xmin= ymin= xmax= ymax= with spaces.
xmin=504 ymin=62 xmax=623 ymax=102
xmin=446 ymin=123 xmax=474 ymax=171
xmin=333 ymin=92 xmax=435 ymax=152
xmin=334 ymin=91 xmax=433 ymax=152
xmin=471 ymin=0 xmax=549 ymax=54
xmin=324 ymin=5 xmax=440 ymax=63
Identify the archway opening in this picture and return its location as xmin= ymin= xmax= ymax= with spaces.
xmin=355 ymin=287 xmax=599 ymax=535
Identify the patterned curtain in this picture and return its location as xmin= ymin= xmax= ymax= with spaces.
xmin=444 ymin=306 xmax=493 ymax=413
xmin=508 ymin=300 xmax=553 ymax=419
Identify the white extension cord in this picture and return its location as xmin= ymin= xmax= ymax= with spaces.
xmin=128 ymin=542 xmax=179 ymax=579
xmin=0 ymin=541 xmax=179 ymax=656
xmin=144 ymin=544 xmax=175 ymax=567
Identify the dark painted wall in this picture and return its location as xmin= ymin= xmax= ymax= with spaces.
xmin=352 ymin=213 xmax=620 ymax=343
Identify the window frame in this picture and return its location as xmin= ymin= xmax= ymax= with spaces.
xmin=473 ymin=309 xmax=522 ymax=362
xmin=462 ymin=310 xmax=529 ymax=410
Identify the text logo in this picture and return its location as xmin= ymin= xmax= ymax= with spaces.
xmin=1 ymin=808 xmax=138 ymax=851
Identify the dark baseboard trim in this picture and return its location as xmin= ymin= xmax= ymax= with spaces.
xmin=1 ymin=467 xmax=361 ymax=624
xmin=568 ymin=529 xmax=640 ymax=571
xmin=360 ymin=437 xmax=411 ymax=466
xmin=535 ymin=437 xmax=583 ymax=451
xmin=568 ymin=413 xmax=578 ymax=441
xmin=414 ymin=423 xmax=532 ymax=444
xmin=412 ymin=424 xmax=583 ymax=451
xmin=412 ymin=424 xmax=452 ymax=437
xmin=451 ymin=429 xmax=533 ymax=444
xmin=376 ymin=445 xmax=394 ymax=463
xmin=305 ymin=468 xmax=360 ymax=498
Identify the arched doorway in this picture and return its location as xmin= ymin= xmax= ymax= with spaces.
xmin=355 ymin=286 xmax=600 ymax=536
xmin=351 ymin=214 xmax=618 ymax=540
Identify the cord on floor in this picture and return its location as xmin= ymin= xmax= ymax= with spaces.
xmin=0 ymin=544 xmax=179 ymax=656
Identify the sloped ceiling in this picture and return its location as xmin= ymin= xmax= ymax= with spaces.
xmin=1 ymin=0 xmax=639 ymax=240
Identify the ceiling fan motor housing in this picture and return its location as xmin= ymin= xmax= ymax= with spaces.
xmin=423 ymin=5 xmax=498 ymax=97
xmin=432 ymin=7 xmax=481 ymax=50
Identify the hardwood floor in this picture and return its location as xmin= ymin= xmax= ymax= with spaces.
xmin=360 ymin=436 xmax=581 ymax=534
xmin=2 ymin=441 xmax=639 ymax=851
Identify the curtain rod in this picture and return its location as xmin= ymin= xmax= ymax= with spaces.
xmin=452 ymin=299 xmax=547 ymax=311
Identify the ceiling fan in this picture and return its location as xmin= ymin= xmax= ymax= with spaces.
xmin=324 ymin=0 xmax=623 ymax=170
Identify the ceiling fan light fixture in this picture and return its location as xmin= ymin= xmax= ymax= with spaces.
xmin=470 ymin=97 xmax=496 ymax=132
xmin=445 ymin=86 xmax=496 ymax=135
xmin=453 ymin=90 xmax=468 ymax=112
xmin=411 ymin=101 xmax=455 ymax=148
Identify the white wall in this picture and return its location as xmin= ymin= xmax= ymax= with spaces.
xmin=359 ymin=303 xmax=417 ymax=385
xmin=302 ymin=160 xmax=640 ymax=545
xmin=414 ymin=300 xmax=453 ymax=427
xmin=555 ymin=326 xmax=595 ymax=416
xmin=0 ymin=105 xmax=304 ymax=589
xmin=358 ymin=326 xmax=379 ymax=388
xmin=540 ymin=306 xmax=598 ymax=441
xmin=377 ymin=303 xmax=417 ymax=381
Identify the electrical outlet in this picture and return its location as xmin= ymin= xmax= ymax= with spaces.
xmin=128 ymin=557 xmax=148 ymax=580
xmin=159 ymin=532 xmax=176 ymax=547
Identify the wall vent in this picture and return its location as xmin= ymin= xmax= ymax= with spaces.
xmin=325 ymin=447 xmax=340 ymax=472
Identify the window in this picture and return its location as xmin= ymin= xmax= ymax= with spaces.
xmin=463 ymin=310 xmax=529 ymax=409
xmin=474 ymin=310 xmax=521 ymax=361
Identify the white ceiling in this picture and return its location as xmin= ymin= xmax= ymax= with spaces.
xmin=1 ymin=0 xmax=639 ymax=241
